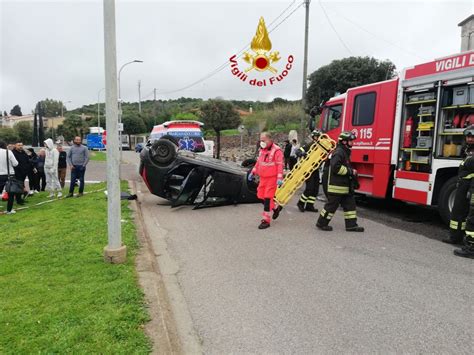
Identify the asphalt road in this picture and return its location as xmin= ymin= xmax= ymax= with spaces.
xmin=96 ymin=152 xmax=473 ymax=353
xmin=81 ymin=150 xmax=140 ymax=182
xmin=139 ymin=191 xmax=473 ymax=353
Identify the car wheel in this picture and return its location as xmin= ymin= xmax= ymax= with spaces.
xmin=437 ymin=176 xmax=457 ymax=226
xmin=150 ymin=139 xmax=177 ymax=165
xmin=160 ymin=135 xmax=179 ymax=146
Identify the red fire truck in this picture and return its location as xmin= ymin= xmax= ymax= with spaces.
xmin=317 ymin=50 xmax=474 ymax=224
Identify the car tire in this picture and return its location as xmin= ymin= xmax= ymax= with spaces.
xmin=150 ymin=139 xmax=177 ymax=165
xmin=160 ymin=135 xmax=179 ymax=146
xmin=437 ymin=176 xmax=457 ymax=226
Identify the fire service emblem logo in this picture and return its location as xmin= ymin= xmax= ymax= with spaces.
xmin=229 ymin=17 xmax=294 ymax=87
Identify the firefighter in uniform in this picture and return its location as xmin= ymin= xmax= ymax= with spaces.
xmin=296 ymin=129 xmax=322 ymax=213
xmin=442 ymin=125 xmax=474 ymax=245
xmin=249 ymin=132 xmax=284 ymax=229
xmin=316 ymin=131 xmax=364 ymax=232
xmin=454 ymin=175 xmax=474 ymax=258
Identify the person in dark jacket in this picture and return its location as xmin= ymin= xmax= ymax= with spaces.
xmin=296 ymin=129 xmax=322 ymax=213
xmin=289 ymin=139 xmax=299 ymax=170
xmin=26 ymin=148 xmax=40 ymax=193
xmin=36 ymin=149 xmax=47 ymax=191
xmin=57 ymin=144 xmax=67 ymax=188
xmin=11 ymin=142 xmax=29 ymax=202
xmin=283 ymin=140 xmax=291 ymax=170
xmin=443 ymin=126 xmax=474 ymax=245
xmin=316 ymin=131 xmax=364 ymax=232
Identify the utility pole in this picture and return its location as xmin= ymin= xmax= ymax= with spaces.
xmin=300 ymin=0 xmax=311 ymax=139
xmin=138 ymin=80 xmax=142 ymax=113
xmin=103 ymin=0 xmax=126 ymax=264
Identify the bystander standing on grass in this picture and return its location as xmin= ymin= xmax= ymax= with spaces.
xmin=67 ymin=136 xmax=89 ymax=198
xmin=0 ymin=140 xmax=19 ymax=214
xmin=57 ymin=144 xmax=67 ymax=189
xmin=44 ymin=138 xmax=62 ymax=198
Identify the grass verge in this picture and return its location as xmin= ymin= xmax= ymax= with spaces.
xmin=88 ymin=151 xmax=107 ymax=161
xmin=0 ymin=183 xmax=151 ymax=353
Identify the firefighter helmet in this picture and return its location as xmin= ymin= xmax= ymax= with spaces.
xmin=338 ymin=131 xmax=356 ymax=142
xmin=311 ymin=129 xmax=322 ymax=138
xmin=463 ymin=125 xmax=474 ymax=136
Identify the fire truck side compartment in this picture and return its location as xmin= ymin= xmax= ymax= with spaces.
xmin=453 ymin=86 xmax=469 ymax=105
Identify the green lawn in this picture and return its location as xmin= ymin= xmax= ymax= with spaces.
xmin=88 ymin=151 xmax=107 ymax=161
xmin=0 ymin=183 xmax=151 ymax=353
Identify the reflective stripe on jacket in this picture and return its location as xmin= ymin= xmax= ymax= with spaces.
xmin=327 ymin=143 xmax=352 ymax=195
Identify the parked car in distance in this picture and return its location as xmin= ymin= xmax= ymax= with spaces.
xmin=135 ymin=143 xmax=144 ymax=153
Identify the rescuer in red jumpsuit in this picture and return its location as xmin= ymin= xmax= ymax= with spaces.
xmin=248 ymin=132 xmax=284 ymax=229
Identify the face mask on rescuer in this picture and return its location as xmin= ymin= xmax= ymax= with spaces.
xmin=260 ymin=141 xmax=267 ymax=149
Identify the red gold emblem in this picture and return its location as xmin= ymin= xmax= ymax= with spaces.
xmin=229 ymin=16 xmax=294 ymax=87
xmin=242 ymin=17 xmax=281 ymax=74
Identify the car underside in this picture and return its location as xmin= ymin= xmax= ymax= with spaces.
xmin=139 ymin=138 xmax=260 ymax=208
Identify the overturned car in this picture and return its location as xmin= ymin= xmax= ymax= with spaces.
xmin=139 ymin=138 xmax=260 ymax=208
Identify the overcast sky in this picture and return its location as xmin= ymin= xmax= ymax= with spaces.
xmin=1 ymin=0 xmax=473 ymax=114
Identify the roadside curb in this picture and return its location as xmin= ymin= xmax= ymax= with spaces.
xmin=130 ymin=180 xmax=203 ymax=354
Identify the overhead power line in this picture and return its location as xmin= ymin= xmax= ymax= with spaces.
xmin=154 ymin=0 xmax=304 ymax=96
xmin=322 ymin=2 xmax=426 ymax=61
xmin=319 ymin=0 xmax=353 ymax=55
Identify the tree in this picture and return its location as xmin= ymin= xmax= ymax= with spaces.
xmin=10 ymin=105 xmax=22 ymax=116
xmin=3 ymin=111 xmax=7 ymax=117
xmin=268 ymin=104 xmax=304 ymax=128
xmin=39 ymin=98 xmax=66 ymax=117
xmin=14 ymin=121 xmax=33 ymax=145
xmin=200 ymin=100 xmax=241 ymax=159
xmin=122 ymin=114 xmax=146 ymax=143
xmin=272 ymin=97 xmax=289 ymax=107
xmin=0 ymin=128 xmax=19 ymax=143
xmin=57 ymin=116 xmax=89 ymax=141
xmin=306 ymin=56 xmax=396 ymax=110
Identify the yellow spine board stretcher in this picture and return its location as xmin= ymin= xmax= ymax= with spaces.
xmin=274 ymin=134 xmax=337 ymax=206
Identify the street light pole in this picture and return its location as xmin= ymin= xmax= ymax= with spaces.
xmin=117 ymin=59 xmax=143 ymax=159
xmin=103 ymin=0 xmax=126 ymax=263
xmin=56 ymin=100 xmax=71 ymax=141
xmin=61 ymin=100 xmax=71 ymax=118
xmin=97 ymin=87 xmax=105 ymax=130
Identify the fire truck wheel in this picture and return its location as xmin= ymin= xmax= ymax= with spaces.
xmin=150 ymin=139 xmax=177 ymax=165
xmin=437 ymin=176 xmax=457 ymax=226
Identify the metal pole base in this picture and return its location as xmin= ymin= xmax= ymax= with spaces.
xmin=103 ymin=245 xmax=127 ymax=264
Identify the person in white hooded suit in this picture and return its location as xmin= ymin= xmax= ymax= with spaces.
xmin=44 ymin=138 xmax=62 ymax=198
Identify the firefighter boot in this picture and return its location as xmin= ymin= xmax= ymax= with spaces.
xmin=258 ymin=220 xmax=270 ymax=229
xmin=305 ymin=204 xmax=318 ymax=213
xmin=442 ymin=237 xmax=464 ymax=245
xmin=453 ymin=244 xmax=474 ymax=259
xmin=316 ymin=215 xmax=333 ymax=231
xmin=346 ymin=225 xmax=365 ymax=232
xmin=297 ymin=200 xmax=306 ymax=212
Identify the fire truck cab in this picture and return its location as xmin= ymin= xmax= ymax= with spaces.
xmin=318 ymin=50 xmax=474 ymax=224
